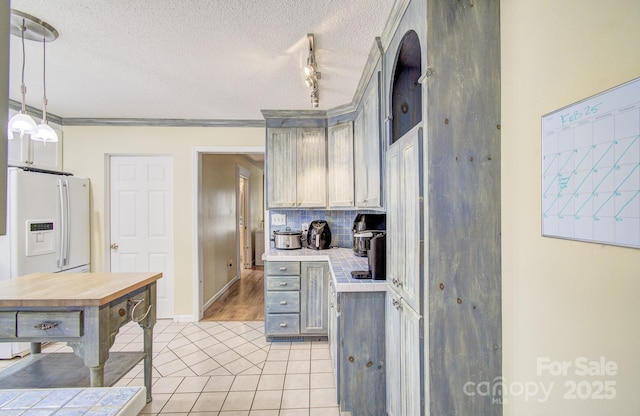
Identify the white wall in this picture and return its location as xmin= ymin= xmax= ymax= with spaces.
xmin=502 ymin=1 xmax=640 ymax=414
xmin=62 ymin=125 xmax=264 ymax=317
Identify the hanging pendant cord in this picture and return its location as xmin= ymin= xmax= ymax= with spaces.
xmin=19 ymin=19 xmax=27 ymax=113
xmin=42 ymin=34 xmax=48 ymax=123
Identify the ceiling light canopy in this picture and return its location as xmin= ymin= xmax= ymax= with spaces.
xmin=7 ymin=9 xmax=59 ymax=143
xmin=304 ymin=33 xmax=320 ymax=108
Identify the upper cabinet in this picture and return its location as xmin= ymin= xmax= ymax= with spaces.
xmin=8 ymin=131 xmax=63 ymax=172
xmin=266 ymin=126 xmax=327 ymax=209
xmin=354 ymin=70 xmax=383 ymax=208
xmin=327 ymin=121 xmax=354 ymax=208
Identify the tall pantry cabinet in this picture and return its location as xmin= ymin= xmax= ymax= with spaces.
xmin=383 ymin=0 xmax=501 ymax=415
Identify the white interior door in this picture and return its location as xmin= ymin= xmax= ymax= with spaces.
xmin=110 ymin=156 xmax=174 ymax=319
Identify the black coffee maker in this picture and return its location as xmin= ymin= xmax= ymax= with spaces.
xmin=352 ymin=214 xmax=386 ymax=256
xmin=308 ymin=220 xmax=331 ymax=249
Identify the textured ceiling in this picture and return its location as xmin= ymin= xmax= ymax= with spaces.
xmin=8 ymin=1 xmax=395 ymax=121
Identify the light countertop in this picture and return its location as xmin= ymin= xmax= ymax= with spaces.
xmin=263 ymin=247 xmax=388 ymax=293
xmin=0 ymin=387 xmax=146 ymax=416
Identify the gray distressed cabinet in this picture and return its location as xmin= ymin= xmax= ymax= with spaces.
xmin=328 ymin=287 xmax=386 ymax=415
xmin=300 ymin=261 xmax=329 ymax=334
xmin=385 ymin=126 xmax=424 ymax=415
xmin=264 ymin=261 xmax=329 ymax=340
xmin=266 ymin=127 xmax=326 ymax=209
xmin=327 ymin=122 xmax=355 ymax=208
xmin=354 ymin=68 xmax=382 ymax=208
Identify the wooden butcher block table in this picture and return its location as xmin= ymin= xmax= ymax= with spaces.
xmin=0 ymin=272 xmax=162 ymax=403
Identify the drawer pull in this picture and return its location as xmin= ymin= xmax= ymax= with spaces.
xmin=279 ymin=282 xmax=288 ymax=286
xmin=34 ymin=322 xmax=58 ymax=331
xmin=129 ymin=298 xmax=152 ymax=323
xmin=279 ymin=301 xmax=287 ymax=305
xmin=279 ymin=323 xmax=288 ymax=328
xmin=279 ymin=267 xmax=287 ymax=271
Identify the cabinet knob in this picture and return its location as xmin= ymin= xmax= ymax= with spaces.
xmin=279 ymin=301 xmax=287 ymax=305
xmin=279 ymin=267 xmax=287 ymax=271
xmin=279 ymin=323 xmax=288 ymax=328
xmin=279 ymin=282 xmax=288 ymax=286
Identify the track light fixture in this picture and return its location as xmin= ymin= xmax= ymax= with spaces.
xmin=304 ymin=33 xmax=320 ymax=108
xmin=7 ymin=10 xmax=59 ymax=143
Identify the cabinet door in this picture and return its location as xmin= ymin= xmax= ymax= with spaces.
xmin=327 ymin=122 xmax=354 ymax=208
xmin=385 ymin=291 xmax=403 ymax=416
xmin=400 ymin=129 xmax=423 ymax=311
xmin=300 ymin=261 xmax=329 ymax=334
xmin=354 ymin=72 xmax=382 ymax=208
xmin=7 ymin=133 xmax=31 ymax=167
xmin=328 ymin=280 xmax=340 ymax=403
xmin=266 ymin=128 xmax=297 ymax=208
xmin=401 ymin=299 xmax=423 ymax=416
xmin=30 ymin=128 xmax=63 ymax=171
xmin=386 ymin=142 xmax=403 ymax=291
xmin=296 ymin=128 xmax=327 ymax=208
xmin=387 ymin=128 xmax=423 ymax=312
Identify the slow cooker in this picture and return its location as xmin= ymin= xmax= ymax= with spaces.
xmin=272 ymin=228 xmax=303 ymax=250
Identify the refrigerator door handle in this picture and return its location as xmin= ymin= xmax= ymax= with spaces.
xmin=63 ymin=179 xmax=71 ymax=266
xmin=57 ymin=179 xmax=65 ymax=268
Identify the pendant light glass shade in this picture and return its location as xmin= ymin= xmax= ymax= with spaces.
xmin=7 ymin=112 xmax=36 ymax=140
xmin=32 ymin=122 xmax=57 ymax=143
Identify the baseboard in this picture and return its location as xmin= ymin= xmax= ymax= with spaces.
xmin=203 ymin=275 xmax=240 ymax=311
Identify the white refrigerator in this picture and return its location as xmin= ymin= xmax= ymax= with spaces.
xmin=0 ymin=167 xmax=91 ymax=358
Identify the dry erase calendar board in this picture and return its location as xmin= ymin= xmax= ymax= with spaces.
xmin=542 ymin=77 xmax=640 ymax=249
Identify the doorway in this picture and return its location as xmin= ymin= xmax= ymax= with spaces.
xmin=193 ymin=147 xmax=264 ymax=321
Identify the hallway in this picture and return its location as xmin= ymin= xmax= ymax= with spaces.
xmin=203 ymin=267 xmax=265 ymax=321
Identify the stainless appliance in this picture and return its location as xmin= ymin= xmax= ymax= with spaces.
xmin=0 ymin=167 xmax=91 ymax=358
xmin=308 ymin=220 xmax=331 ymax=249
xmin=272 ymin=228 xmax=303 ymax=250
xmin=352 ymin=213 xmax=386 ymax=256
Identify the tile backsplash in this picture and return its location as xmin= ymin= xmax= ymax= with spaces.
xmin=269 ymin=209 xmax=384 ymax=248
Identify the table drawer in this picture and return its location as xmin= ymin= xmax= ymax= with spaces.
xmin=266 ymin=276 xmax=300 ymax=291
xmin=17 ymin=311 xmax=83 ymax=338
xmin=266 ymin=291 xmax=299 ymax=313
xmin=109 ymin=286 xmax=151 ymax=329
xmin=0 ymin=312 xmax=17 ymax=338
xmin=266 ymin=261 xmax=301 ymax=276
xmin=265 ymin=314 xmax=299 ymax=335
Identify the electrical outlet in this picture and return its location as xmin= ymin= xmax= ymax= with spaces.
xmin=302 ymin=222 xmax=309 ymax=232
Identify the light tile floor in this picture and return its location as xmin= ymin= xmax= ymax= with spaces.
xmin=0 ymin=320 xmax=342 ymax=416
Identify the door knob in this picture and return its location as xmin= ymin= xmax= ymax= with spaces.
xmin=110 ymin=243 xmax=119 ymax=250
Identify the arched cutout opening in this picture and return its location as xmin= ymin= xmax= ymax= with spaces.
xmin=390 ymin=30 xmax=422 ymax=144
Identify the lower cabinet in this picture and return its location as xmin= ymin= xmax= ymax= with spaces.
xmin=265 ymin=261 xmax=329 ymax=339
xmin=329 ymin=289 xmax=386 ymax=415
xmin=386 ymin=291 xmax=423 ymax=416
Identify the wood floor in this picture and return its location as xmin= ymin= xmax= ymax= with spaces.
xmin=202 ymin=266 xmax=265 ymax=321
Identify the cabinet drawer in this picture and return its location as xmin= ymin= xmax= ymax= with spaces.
xmin=266 ymin=291 xmax=299 ymax=313
xmin=267 ymin=276 xmax=300 ymax=291
xmin=265 ymin=314 xmax=299 ymax=335
xmin=267 ymin=261 xmax=301 ymax=276
xmin=17 ymin=311 xmax=83 ymax=338
xmin=0 ymin=312 xmax=17 ymax=338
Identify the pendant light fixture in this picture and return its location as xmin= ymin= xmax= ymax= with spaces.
xmin=32 ymin=34 xmax=57 ymax=143
xmin=303 ymin=34 xmax=320 ymax=108
xmin=7 ymin=10 xmax=59 ymax=143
